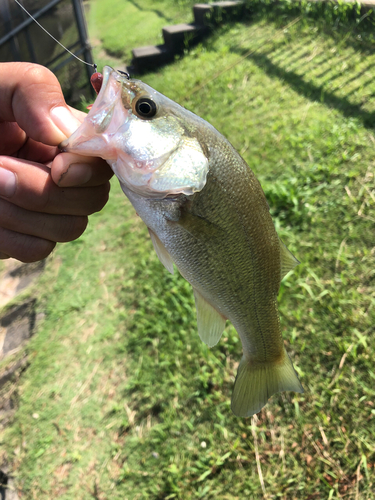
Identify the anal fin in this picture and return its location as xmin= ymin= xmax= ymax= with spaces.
xmin=279 ymin=236 xmax=300 ymax=280
xmin=193 ymin=288 xmax=226 ymax=347
xmin=148 ymin=228 xmax=174 ymax=274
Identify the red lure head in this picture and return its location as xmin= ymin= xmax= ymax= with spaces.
xmin=90 ymin=72 xmax=103 ymax=95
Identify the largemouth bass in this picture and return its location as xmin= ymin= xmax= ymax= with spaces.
xmin=61 ymin=66 xmax=303 ymax=417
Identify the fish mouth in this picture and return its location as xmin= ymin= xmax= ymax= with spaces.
xmin=59 ymin=67 xmax=209 ymax=198
xmin=59 ymin=66 xmax=134 ymax=157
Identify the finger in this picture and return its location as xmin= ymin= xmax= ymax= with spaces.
xmin=0 ymin=62 xmax=82 ymax=145
xmin=51 ymin=153 xmax=113 ymax=187
xmin=0 ymin=157 xmax=110 ymax=216
xmin=68 ymin=106 xmax=87 ymax=122
xmin=0 ymin=122 xmax=58 ymax=162
xmin=0 ymin=198 xmax=88 ymax=242
xmin=0 ymin=122 xmax=26 ymax=155
xmin=0 ymin=227 xmax=56 ymax=263
xmin=17 ymin=137 xmax=58 ymax=164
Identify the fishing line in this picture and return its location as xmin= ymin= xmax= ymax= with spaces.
xmin=13 ymin=0 xmax=97 ymax=72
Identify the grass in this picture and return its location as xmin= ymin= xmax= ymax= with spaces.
xmin=88 ymin=0 xmax=198 ymax=63
xmin=1 ymin=1 xmax=375 ymax=498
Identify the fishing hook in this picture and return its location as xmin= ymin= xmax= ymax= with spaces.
xmin=117 ymin=70 xmax=131 ymax=79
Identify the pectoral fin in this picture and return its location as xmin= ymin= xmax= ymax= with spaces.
xmin=279 ymin=237 xmax=300 ymax=280
xmin=148 ymin=228 xmax=174 ymax=274
xmin=193 ymin=288 xmax=226 ymax=347
xmin=172 ymin=207 xmax=224 ymax=241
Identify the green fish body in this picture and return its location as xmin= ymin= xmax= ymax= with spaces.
xmin=61 ymin=66 xmax=303 ymax=416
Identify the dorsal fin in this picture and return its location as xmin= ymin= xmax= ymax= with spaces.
xmin=279 ymin=237 xmax=299 ymax=280
xmin=193 ymin=288 xmax=226 ymax=347
xmin=148 ymin=228 xmax=174 ymax=274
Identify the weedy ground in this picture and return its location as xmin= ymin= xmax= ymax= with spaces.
xmin=1 ymin=1 xmax=375 ymax=498
xmin=88 ymin=0 xmax=198 ymax=66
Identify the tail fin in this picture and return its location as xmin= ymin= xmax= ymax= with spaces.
xmin=231 ymin=349 xmax=303 ymax=417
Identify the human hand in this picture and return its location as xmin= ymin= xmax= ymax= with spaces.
xmin=0 ymin=62 xmax=113 ymax=262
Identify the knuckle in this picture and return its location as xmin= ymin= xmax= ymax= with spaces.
xmin=30 ymin=174 xmax=59 ymax=214
xmin=37 ymin=184 xmax=53 ymax=213
xmin=0 ymin=198 xmax=14 ymax=222
xmin=14 ymin=64 xmax=65 ymax=144
xmin=22 ymin=64 xmax=57 ymax=91
xmin=22 ymin=64 xmax=63 ymax=108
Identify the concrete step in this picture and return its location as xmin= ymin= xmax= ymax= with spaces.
xmin=162 ymin=23 xmax=208 ymax=53
xmin=132 ymin=44 xmax=174 ymax=71
xmin=131 ymin=1 xmax=245 ymax=73
xmin=193 ymin=3 xmax=214 ymax=25
xmin=194 ymin=1 xmax=245 ymax=25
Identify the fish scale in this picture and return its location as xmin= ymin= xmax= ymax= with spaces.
xmin=61 ymin=66 xmax=304 ymax=417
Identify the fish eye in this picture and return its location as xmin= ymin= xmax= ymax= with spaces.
xmin=134 ymin=97 xmax=157 ymax=119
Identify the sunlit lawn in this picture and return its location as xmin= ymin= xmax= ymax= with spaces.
xmin=1 ymin=1 xmax=375 ymax=498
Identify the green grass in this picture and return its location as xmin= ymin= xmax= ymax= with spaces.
xmin=1 ymin=2 xmax=375 ymax=499
xmin=88 ymin=0 xmax=198 ymax=63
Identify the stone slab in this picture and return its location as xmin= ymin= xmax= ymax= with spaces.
xmin=132 ymin=44 xmax=174 ymax=71
xmin=162 ymin=23 xmax=208 ymax=52
xmin=194 ymin=1 xmax=244 ymax=25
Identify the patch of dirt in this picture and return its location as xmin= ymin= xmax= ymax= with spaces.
xmin=0 ymin=259 xmax=45 ymax=309
xmin=0 ymin=300 xmax=38 ymax=360
xmin=0 ymin=259 xmax=46 ymax=499
xmin=0 ymin=464 xmax=20 ymax=500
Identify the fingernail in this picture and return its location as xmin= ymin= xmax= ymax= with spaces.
xmin=58 ymin=163 xmax=92 ymax=187
xmin=0 ymin=167 xmax=16 ymax=198
xmin=50 ymin=106 xmax=81 ymax=138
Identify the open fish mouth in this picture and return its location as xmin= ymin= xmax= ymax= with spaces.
xmin=60 ymin=67 xmax=132 ymax=156
xmin=60 ymin=66 xmax=209 ymax=198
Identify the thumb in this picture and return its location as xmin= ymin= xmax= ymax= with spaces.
xmin=0 ymin=62 xmax=82 ymax=145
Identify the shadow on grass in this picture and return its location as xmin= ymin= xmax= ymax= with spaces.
xmin=232 ymin=46 xmax=375 ymax=128
xmin=127 ymin=0 xmax=175 ymax=23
